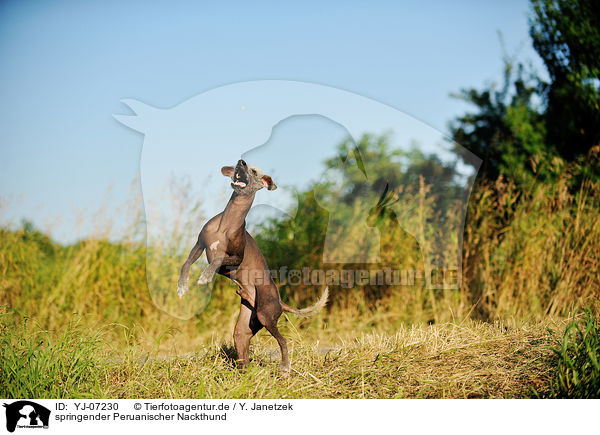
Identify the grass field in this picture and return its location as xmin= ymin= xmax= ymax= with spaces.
xmin=0 ymin=309 xmax=570 ymax=399
xmin=2 ymin=306 xmax=599 ymax=399
xmin=1 ymin=155 xmax=599 ymax=399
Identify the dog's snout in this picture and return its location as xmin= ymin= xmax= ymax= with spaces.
xmin=238 ymin=159 xmax=247 ymax=167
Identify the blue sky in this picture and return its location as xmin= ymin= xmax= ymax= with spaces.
xmin=0 ymin=0 xmax=545 ymax=243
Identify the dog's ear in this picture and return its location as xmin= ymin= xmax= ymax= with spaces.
xmin=261 ymin=175 xmax=277 ymax=191
xmin=221 ymin=166 xmax=235 ymax=178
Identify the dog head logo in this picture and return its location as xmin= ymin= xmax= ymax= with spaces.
xmin=114 ymin=80 xmax=481 ymax=318
xmin=3 ymin=401 xmax=50 ymax=432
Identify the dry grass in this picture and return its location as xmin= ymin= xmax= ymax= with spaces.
xmin=1 ymin=310 xmax=562 ymax=399
xmin=89 ymin=319 xmax=566 ymax=398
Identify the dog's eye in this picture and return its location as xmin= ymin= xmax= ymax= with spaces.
xmin=251 ymin=169 xmax=257 ymax=175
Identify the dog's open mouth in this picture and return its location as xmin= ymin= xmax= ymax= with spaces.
xmin=232 ymin=169 xmax=248 ymax=188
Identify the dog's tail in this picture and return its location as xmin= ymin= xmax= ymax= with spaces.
xmin=281 ymin=287 xmax=329 ymax=318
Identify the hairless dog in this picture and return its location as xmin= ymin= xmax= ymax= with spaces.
xmin=177 ymin=159 xmax=328 ymax=373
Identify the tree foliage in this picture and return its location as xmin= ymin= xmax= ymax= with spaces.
xmin=450 ymin=59 xmax=547 ymax=182
xmin=451 ymin=0 xmax=600 ymax=183
xmin=322 ymin=133 xmax=465 ymax=211
xmin=530 ymin=0 xmax=600 ymax=161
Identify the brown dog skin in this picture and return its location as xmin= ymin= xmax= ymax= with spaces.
xmin=177 ymin=160 xmax=328 ymax=372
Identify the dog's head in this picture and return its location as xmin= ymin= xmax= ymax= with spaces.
xmin=221 ymin=160 xmax=277 ymax=195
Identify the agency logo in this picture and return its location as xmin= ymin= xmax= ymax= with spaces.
xmin=3 ymin=401 xmax=50 ymax=433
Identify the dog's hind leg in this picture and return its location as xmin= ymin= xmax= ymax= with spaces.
xmin=233 ymin=299 xmax=262 ymax=370
xmin=263 ymin=322 xmax=291 ymax=374
xmin=177 ymin=240 xmax=205 ymax=297
xmin=257 ymin=301 xmax=290 ymax=373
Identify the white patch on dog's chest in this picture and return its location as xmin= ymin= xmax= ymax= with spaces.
xmin=210 ymin=240 xmax=220 ymax=251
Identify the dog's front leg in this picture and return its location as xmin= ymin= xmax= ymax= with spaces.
xmin=177 ymin=240 xmax=205 ymax=297
xmin=197 ymin=255 xmax=243 ymax=285
xmin=197 ymin=258 xmax=223 ymax=285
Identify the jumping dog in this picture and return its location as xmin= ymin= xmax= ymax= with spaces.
xmin=177 ymin=159 xmax=328 ymax=372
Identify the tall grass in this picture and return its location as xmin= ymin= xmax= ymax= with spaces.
xmin=257 ymin=158 xmax=600 ymax=325
xmin=543 ymin=309 xmax=600 ymax=398
xmin=1 ymin=155 xmax=599 ymax=342
xmin=462 ymin=174 xmax=600 ymax=320
xmin=0 ymin=314 xmax=102 ymax=398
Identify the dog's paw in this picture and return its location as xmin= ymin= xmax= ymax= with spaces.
xmin=177 ymin=284 xmax=188 ymax=298
xmin=280 ymin=361 xmax=291 ymax=376
xmin=197 ymin=270 xmax=213 ymax=285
